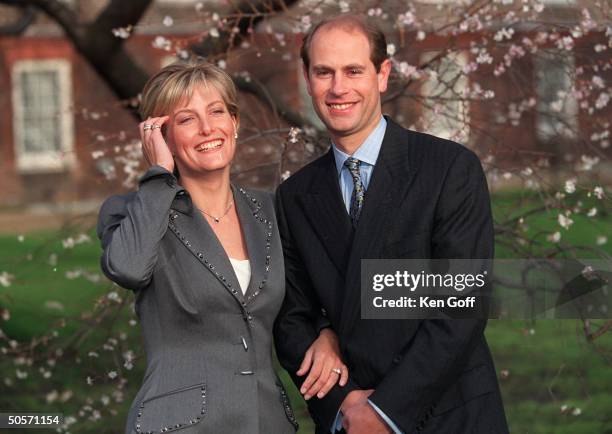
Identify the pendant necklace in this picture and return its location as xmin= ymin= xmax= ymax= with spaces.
xmin=197 ymin=200 xmax=234 ymax=223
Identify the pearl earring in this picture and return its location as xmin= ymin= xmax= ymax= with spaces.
xmin=234 ymin=132 xmax=238 ymax=139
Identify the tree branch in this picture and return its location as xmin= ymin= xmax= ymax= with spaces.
xmin=0 ymin=4 xmax=36 ymax=35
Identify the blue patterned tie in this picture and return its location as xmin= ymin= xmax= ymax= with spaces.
xmin=344 ymin=157 xmax=364 ymax=226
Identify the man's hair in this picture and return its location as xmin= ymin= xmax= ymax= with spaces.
xmin=300 ymin=14 xmax=388 ymax=73
xmin=139 ymin=59 xmax=239 ymax=122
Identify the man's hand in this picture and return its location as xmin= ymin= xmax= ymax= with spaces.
xmin=297 ymin=328 xmax=348 ymax=400
xmin=341 ymin=390 xmax=392 ymax=434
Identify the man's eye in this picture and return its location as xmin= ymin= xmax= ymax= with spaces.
xmin=349 ymin=69 xmax=362 ymax=75
xmin=315 ymin=70 xmax=331 ymax=77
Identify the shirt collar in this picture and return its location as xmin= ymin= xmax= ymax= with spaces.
xmin=332 ymin=116 xmax=387 ymax=175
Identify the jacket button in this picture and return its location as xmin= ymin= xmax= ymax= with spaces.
xmin=321 ymin=308 xmax=327 ymax=317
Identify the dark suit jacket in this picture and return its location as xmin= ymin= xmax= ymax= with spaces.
xmin=274 ymin=118 xmax=508 ymax=434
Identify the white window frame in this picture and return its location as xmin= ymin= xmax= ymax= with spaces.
xmin=420 ymin=50 xmax=470 ymax=142
xmin=12 ymin=59 xmax=75 ymax=173
xmin=534 ymin=51 xmax=577 ymax=141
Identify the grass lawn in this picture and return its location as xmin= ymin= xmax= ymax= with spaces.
xmin=0 ymin=191 xmax=610 ymax=433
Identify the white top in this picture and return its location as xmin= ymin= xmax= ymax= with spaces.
xmin=229 ymin=257 xmax=251 ymax=295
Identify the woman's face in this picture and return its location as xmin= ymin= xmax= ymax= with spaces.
xmin=166 ymin=84 xmax=237 ymax=177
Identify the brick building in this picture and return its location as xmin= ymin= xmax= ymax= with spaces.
xmin=0 ymin=0 xmax=609 ymax=209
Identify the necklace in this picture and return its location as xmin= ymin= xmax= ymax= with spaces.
xmin=197 ymin=200 xmax=234 ymax=223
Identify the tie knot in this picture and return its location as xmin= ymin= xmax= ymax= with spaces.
xmin=344 ymin=157 xmax=361 ymax=173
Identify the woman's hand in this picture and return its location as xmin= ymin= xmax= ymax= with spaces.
xmin=297 ymin=328 xmax=349 ymax=400
xmin=139 ymin=116 xmax=173 ymax=172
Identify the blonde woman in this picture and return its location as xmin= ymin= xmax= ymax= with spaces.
xmin=97 ymin=61 xmax=348 ymax=434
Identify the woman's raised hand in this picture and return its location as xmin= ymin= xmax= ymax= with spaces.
xmin=297 ymin=328 xmax=349 ymax=400
xmin=139 ymin=116 xmax=173 ymax=173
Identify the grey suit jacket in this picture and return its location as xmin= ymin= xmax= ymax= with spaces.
xmin=97 ymin=166 xmax=298 ymax=434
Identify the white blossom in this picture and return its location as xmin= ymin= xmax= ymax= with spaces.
xmin=152 ymin=36 xmax=172 ymax=51
xmin=288 ymin=127 xmax=301 ymax=144
xmin=107 ymin=371 xmax=118 ymax=379
xmin=112 ymin=26 xmax=132 ymax=39
xmin=44 ymin=301 xmax=64 ymax=311
xmin=494 ymin=28 xmax=514 ymax=42
xmin=46 ymin=390 xmax=58 ymax=403
xmin=593 ymin=186 xmax=604 ymax=199
xmin=558 ymin=213 xmax=574 ymax=230
xmin=162 ymin=16 xmax=173 ymax=27
xmin=596 ymin=236 xmax=608 ymax=246
xmin=387 ymin=44 xmax=396 ymax=56
xmin=547 ymin=232 xmax=561 ymax=243
xmin=397 ymin=62 xmax=420 ymax=80
xmin=564 ymin=178 xmax=576 ymax=194
xmin=209 ymin=28 xmax=220 ymax=38
xmin=594 ymin=44 xmax=607 ymax=53
xmin=595 ymin=92 xmax=610 ymax=109
xmin=592 ymin=76 xmax=605 ymax=89
xmin=556 ymin=36 xmax=574 ymax=51
xmin=0 ymin=271 xmax=15 ymax=287
xmin=578 ymin=155 xmax=599 ymax=171
xmin=338 ymin=1 xmax=350 ymax=13
xmin=107 ymin=291 xmax=121 ymax=302
xmin=587 ymin=208 xmax=597 ymax=217
xmin=398 ymin=12 xmax=415 ymax=27
xmin=416 ymin=31 xmax=426 ymax=41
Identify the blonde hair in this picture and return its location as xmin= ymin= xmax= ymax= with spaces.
xmin=139 ymin=60 xmax=239 ymax=122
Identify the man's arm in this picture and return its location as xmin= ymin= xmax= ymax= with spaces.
xmin=273 ymin=185 xmax=358 ymax=429
xmin=368 ymin=148 xmax=494 ymax=432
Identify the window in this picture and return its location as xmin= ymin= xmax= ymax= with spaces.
xmin=534 ymin=51 xmax=577 ymax=141
xmin=420 ymin=51 xmax=470 ymax=142
xmin=12 ymin=59 xmax=75 ymax=173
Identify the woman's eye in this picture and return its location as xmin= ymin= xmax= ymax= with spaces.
xmin=212 ymin=108 xmax=225 ymax=115
xmin=178 ymin=117 xmax=193 ymax=124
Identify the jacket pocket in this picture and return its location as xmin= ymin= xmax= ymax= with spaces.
xmin=275 ymin=381 xmax=299 ymax=431
xmin=135 ymin=381 xmax=206 ymax=433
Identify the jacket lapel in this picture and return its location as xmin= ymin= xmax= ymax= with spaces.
xmin=166 ymin=186 xmax=272 ymax=308
xmin=339 ymin=119 xmax=420 ymax=335
xmin=299 ymin=149 xmax=354 ymax=275
xmin=233 ymin=187 xmax=273 ymax=304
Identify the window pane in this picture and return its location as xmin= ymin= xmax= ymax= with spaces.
xmin=19 ymin=70 xmax=61 ymax=153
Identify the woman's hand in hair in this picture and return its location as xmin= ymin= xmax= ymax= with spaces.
xmin=140 ymin=116 xmax=173 ymax=173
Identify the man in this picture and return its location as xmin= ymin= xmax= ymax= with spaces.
xmin=274 ymin=14 xmax=508 ymax=434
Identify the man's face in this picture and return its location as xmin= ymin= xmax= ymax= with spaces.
xmin=304 ymin=25 xmax=391 ymax=146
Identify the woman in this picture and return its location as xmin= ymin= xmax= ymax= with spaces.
xmin=97 ymin=60 xmax=347 ymax=434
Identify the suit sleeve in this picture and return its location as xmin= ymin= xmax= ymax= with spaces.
xmin=368 ymin=149 xmax=494 ymax=433
xmin=273 ymin=185 xmax=358 ymax=429
xmin=97 ymin=165 xmax=181 ymax=290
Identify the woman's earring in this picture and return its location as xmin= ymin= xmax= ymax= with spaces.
xmin=234 ymin=131 xmax=238 ymax=139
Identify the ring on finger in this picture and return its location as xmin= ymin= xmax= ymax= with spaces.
xmin=143 ymin=124 xmax=153 ymax=131
xmin=152 ymin=125 xmax=161 ymax=130
xmin=331 ymin=367 xmax=342 ymax=375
